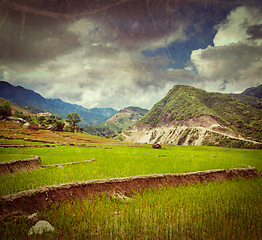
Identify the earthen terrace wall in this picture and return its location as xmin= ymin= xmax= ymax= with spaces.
xmin=0 ymin=156 xmax=41 ymax=176
xmin=0 ymin=167 xmax=260 ymax=216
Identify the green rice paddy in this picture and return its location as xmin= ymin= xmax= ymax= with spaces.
xmin=2 ymin=178 xmax=261 ymax=239
xmin=0 ymin=145 xmax=261 ymax=196
xmin=1 ymin=144 xmax=261 ymax=239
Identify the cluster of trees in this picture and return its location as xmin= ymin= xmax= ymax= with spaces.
xmin=16 ymin=112 xmax=83 ymax=132
xmin=35 ymin=114 xmax=65 ymax=131
xmin=0 ymin=101 xmax=83 ymax=132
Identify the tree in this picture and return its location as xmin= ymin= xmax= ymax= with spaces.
xmin=65 ymin=112 xmax=81 ymax=131
xmin=0 ymin=101 xmax=12 ymax=118
xmin=53 ymin=120 xmax=65 ymax=131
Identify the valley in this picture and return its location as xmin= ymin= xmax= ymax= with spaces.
xmin=1 ymin=82 xmax=262 ymax=149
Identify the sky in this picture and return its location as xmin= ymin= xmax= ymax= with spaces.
xmin=0 ymin=0 xmax=262 ymax=110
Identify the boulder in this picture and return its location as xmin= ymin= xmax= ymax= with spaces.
xmin=152 ymin=143 xmax=161 ymax=149
xmin=28 ymin=220 xmax=54 ymax=235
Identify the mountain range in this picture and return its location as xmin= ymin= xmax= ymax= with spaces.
xmin=1 ymin=80 xmax=262 ymax=148
xmin=0 ymin=81 xmax=117 ymax=126
xmin=123 ymin=85 xmax=262 ymax=148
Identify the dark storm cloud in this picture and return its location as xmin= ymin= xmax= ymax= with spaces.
xmin=56 ymin=91 xmax=84 ymax=103
xmin=0 ymin=2 xmax=79 ymax=69
xmin=247 ymin=24 xmax=262 ymax=40
xmin=1 ymin=0 xmax=261 ymax=68
xmin=0 ymin=70 xmax=4 ymax=79
xmin=0 ymin=0 xmax=196 ymax=69
xmin=197 ymin=43 xmax=262 ymax=81
xmin=218 ymin=79 xmax=228 ymax=91
xmin=201 ymin=43 xmax=262 ymax=65
xmin=77 ymin=70 xmax=105 ymax=89
xmin=46 ymin=63 xmax=69 ymax=74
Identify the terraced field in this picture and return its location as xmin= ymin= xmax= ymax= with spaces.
xmin=0 ymin=121 xmax=261 ymax=239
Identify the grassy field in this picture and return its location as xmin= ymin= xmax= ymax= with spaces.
xmin=1 ymin=145 xmax=262 ymax=196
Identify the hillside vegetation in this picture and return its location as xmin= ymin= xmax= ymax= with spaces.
xmin=229 ymin=94 xmax=262 ymax=110
xmin=0 ymin=120 xmax=127 ymax=148
xmin=0 ymin=97 xmax=32 ymax=115
xmin=100 ymin=106 xmax=148 ymax=133
xmin=140 ymin=85 xmax=262 ymax=141
xmin=242 ymin=84 xmax=262 ymax=99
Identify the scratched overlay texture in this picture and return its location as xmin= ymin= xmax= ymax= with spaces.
xmin=0 ymin=0 xmax=262 ymax=110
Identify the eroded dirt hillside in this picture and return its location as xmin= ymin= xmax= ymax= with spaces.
xmin=122 ymin=115 xmax=261 ymax=148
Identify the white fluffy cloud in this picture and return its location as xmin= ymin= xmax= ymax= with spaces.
xmin=191 ymin=6 xmax=262 ymax=92
xmin=214 ymin=6 xmax=262 ymax=46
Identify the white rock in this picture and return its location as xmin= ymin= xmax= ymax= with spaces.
xmin=28 ymin=220 xmax=54 ymax=235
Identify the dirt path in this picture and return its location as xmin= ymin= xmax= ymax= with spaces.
xmin=0 ymin=167 xmax=260 ymax=217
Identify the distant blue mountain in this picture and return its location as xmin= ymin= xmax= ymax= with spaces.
xmin=0 ymin=81 xmax=117 ymax=126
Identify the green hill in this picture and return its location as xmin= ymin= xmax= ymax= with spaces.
xmin=139 ymin=85 xmax=262 ymax=141
xmin=101 ymin=106 xmax=149 ymax=133
xmin=242 ymin=84 xmax=262 ymax=99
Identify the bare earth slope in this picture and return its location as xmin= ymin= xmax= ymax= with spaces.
xmin=122 ymin=114 xmax=254 ymax=147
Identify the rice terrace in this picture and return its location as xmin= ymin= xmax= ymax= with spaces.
xmin=0 ymin=121 xmax=261 ymax=239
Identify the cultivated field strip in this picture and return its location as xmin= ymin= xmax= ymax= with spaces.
xmin=0 ymin=167 xmax=260 ymax=216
